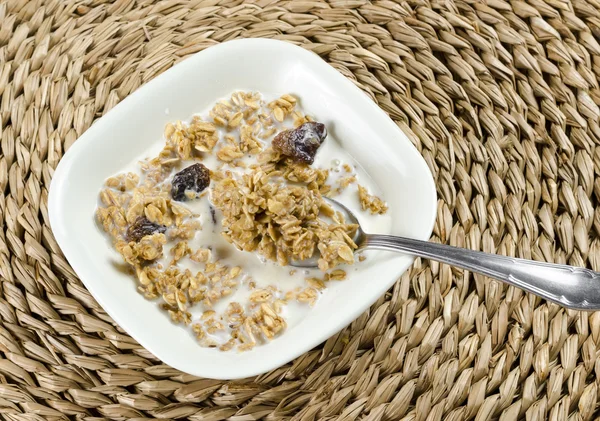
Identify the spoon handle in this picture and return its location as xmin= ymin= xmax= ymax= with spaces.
xmin=363 ymin=234 xmax=600 ymax=310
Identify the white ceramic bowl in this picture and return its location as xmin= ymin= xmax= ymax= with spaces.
xmin=48 ymin=38 xmax=437 ymax=379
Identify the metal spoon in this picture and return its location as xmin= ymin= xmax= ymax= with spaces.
xmin=293 ymin=198 xmax=600 ymax=310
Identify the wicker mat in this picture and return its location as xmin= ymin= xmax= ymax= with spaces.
xmin=1 ymin=0 xmax=600 ymax=419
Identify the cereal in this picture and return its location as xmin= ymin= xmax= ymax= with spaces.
xmin=96 ymin=91 xmax=388 ymax=351
xmin=358 ymin=184 xmax=388 ymax=215
xmin=212 ymin=162 xmax=359 ymax=271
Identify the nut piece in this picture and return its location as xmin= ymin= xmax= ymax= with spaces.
xmin=126 ymin=216 xmax=167 ymax=242
xmin=358 ymin=184 xmax=388 ymax=215
xmin=171 ymin=163 xmax=210 ymax=201
xmin=272 ymin=122 xmax=327 ymax=164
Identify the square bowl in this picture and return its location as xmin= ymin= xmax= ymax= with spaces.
xmin=48 ymin=38 xmax=437 ymax=379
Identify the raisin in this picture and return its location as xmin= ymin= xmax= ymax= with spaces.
xmin=171 ymin=163 xmax=210 ymax=201
xmin=272 ymin=122 xmax=327 ymax=164
xmin=126 ymin=216 xmax=167 ymax=242
xmin=210 ymin=205 xmax=217 ymax=225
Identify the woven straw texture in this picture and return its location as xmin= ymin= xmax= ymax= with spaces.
xmin=2 ymin=0 xmax=600 ymax=419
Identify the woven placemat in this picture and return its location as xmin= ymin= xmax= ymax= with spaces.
xmin=2 ymin=0 xmax=600 ymax=419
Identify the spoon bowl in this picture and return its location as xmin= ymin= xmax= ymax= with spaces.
xmin=290 ymin=197 xmax=365 ymax=269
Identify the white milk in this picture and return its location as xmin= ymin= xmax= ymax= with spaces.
xmin=105 ymin=93 xmax=392 ymax=346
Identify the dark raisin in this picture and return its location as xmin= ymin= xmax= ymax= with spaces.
xmin=272 ymin=122 xmax=327 ymax=164
xmin=171 ymin=163 xmax=210 ymax=201
xmin=126 ymin=216 xmax=167 ymax=242
xmin=210 ymin=205 xmax=217 ymax=225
